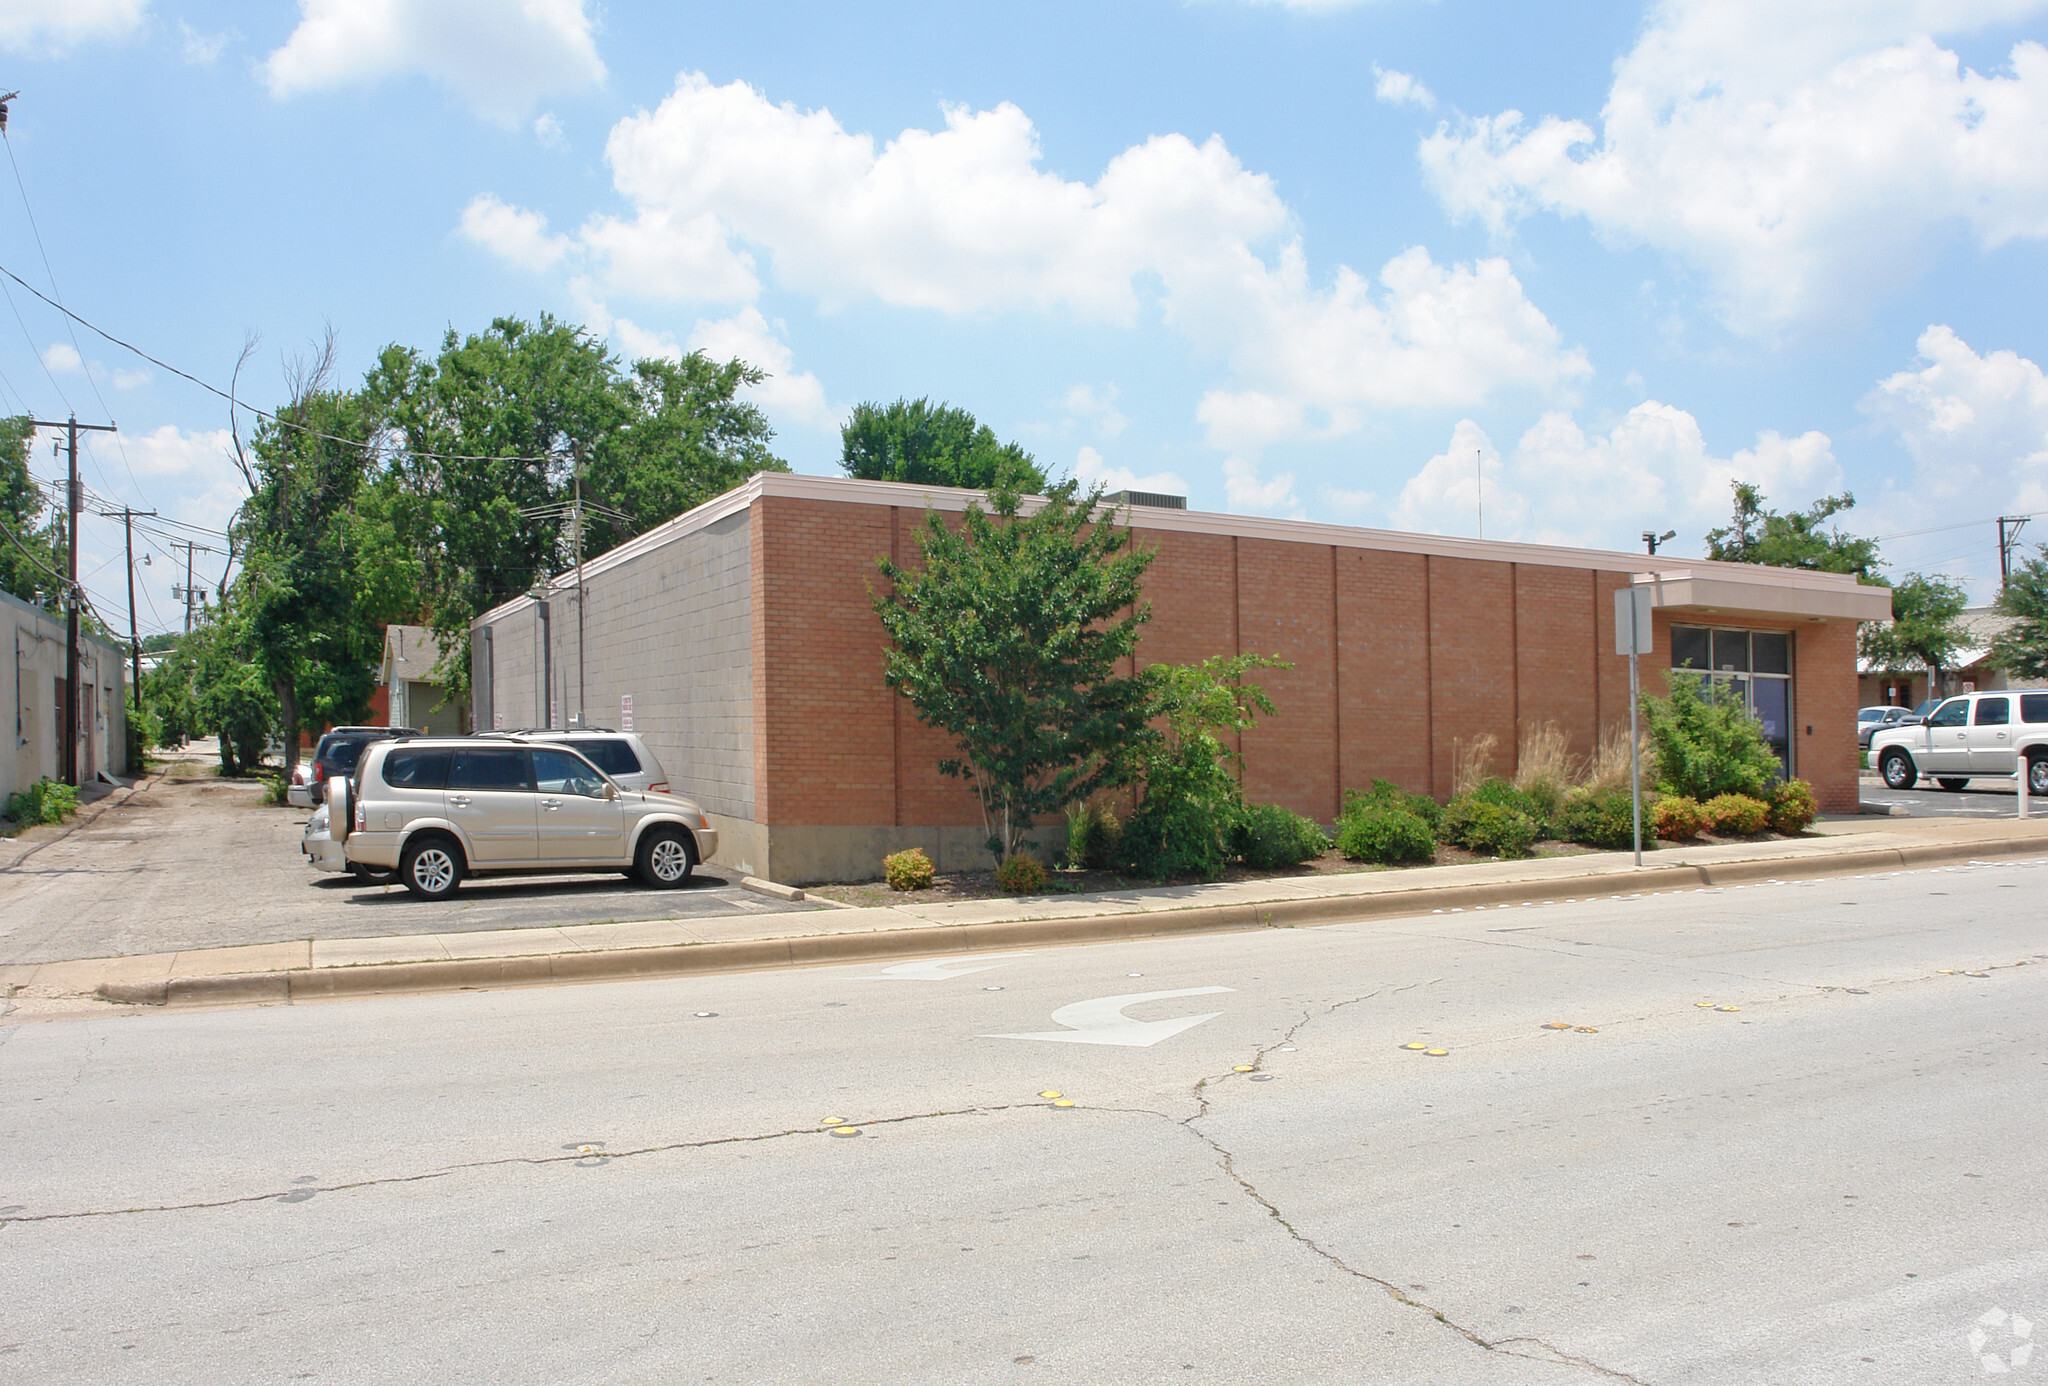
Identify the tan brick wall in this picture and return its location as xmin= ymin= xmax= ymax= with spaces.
xmin=1337 ymin=547 xmax=1431 ymax=801
xmin=1425 ymin=556 xmax=1519 ymax=796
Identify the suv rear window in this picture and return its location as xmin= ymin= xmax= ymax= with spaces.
xmin=383 ymin=748 xmax=452 ymax=789
xmin=571 ymin=738 xmax=642 ymax=777
xmin=319 ymin=736 xmax=374 ymax=769
xmin=2024 ymin=693 xmax=2048 ymax=724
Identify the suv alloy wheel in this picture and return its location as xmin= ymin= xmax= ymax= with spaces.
xmin=1880 ymin=749 xmax=1917 ymax=790
xmin=401 ymin=835 xmax=464 ymax=900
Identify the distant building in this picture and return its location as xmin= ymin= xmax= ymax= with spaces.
xmin=1858 ymin=604 xmax=2047 ymax=708
xmin=379 ymin=625 xmax=462 ymax=735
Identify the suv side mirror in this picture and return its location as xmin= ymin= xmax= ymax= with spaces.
xmin=602 ymin=782 xmax=618 ymax=800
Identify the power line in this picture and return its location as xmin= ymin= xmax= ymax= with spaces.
xmin=0 ymin=259 xmax=571 ymax=466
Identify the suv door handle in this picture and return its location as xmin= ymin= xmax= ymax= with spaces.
xmin=540 ymin=798 xmax=562 ymax=810
xmin=448 ymin=794 xmax=471 ymax=807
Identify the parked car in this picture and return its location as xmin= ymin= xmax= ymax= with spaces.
xmin=306 ymin=726 xmax=421 ymax=805
xmin=476 ymin=727 xmax=672 ymax=794
xmin=1856 ymin=705 xmax=1920 ymax=749
xmin=287 ymin=755 xmax=317 ymax=808
xmin=322 ymin=736 xmax=717 ymax=900
xmin=1869 ymin=691 xmax=2048 ymax=794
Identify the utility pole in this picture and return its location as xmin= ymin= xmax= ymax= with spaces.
xmin=97 ymin=504 xmax=156 ymax=725
xmin=169 ymin=540 xmax=214 ymax=635
xmin=1998 ymin=517 xmax=2029 ymax=588
xmin=30 ymin=415 xmax=117 ymax=787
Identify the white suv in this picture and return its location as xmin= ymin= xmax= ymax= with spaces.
xmin=1870 ymin=690 xmax=2048 ymax=795
xmin=477 ymin=728 xmax=671 ymax=794
xmin=316 ymin=737 xmax=718 ymax=900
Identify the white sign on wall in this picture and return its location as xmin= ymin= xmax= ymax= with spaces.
xmin=620 ymin=694 xmax=633 ymax=731
xmin=492 ymin=712 xmax=503 ymax=730
xmin=549 ymin=699 xmax=558 ymax=731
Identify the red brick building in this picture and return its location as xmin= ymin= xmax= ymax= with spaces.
xmin=472 ymin=474 xmax=1888 ymax=883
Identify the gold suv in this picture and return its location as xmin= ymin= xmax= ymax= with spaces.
xmin=331 ymin=737 xmax=719 ymax=900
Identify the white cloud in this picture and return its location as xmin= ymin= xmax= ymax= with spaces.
xmin=465 ymin=76 xmax=1584 ymax=442
xmin=1072 ymin=445 xmax=1188 ymax=499
xmin=686 ymin=307 xmax=836 ymax=433
xmin=1373 ymin=65 xmax=1435 ymax=110
xmin=41 ymin=342 xmax=81 ymax=373
xmin=1061 ymin=383 xmax=1127 ymax=439
xmin=111 ymin=367 xmax=151 ymax=390
xmin=124 ymin=425 xmax=246 ymax=534
xmin=1391 ymin=404 xmax=1842 ymax=551
xmin=533 ymin=112 xmax=567 ymax=150
xmin=1420 ymin=0 xmax=2048 ymax=333
xmin=1222 ymin=457 xmax=1300 ymax=516
xmin=457 ymin=194 xmax=570 ymax=272
xmin=263 ymin=0 xmax=606 ymax=126
xmin=0 ymin=0 xmax=144 ymax=54
xmin=179 ymin=20 xmax=233 ymax=64
xmin=1863 ymin=325 xmax=2048 ymax=523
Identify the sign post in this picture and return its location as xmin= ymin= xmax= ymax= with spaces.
xmin=1615 ymin=587 xmax=1654 ymax=867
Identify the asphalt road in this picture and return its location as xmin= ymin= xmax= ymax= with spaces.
xmin=0 ymin=773 xmax=816 ymax=965
xmin=3 ymin=856 xmax=2046 ymax=1384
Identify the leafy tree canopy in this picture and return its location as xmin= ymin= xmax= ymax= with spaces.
xmin=842 ymin=397 xmax=1046 ymax=493
xmin=875 ymin=480 xmax=1153 ymax=860
xmin=1858 ymin=571 xmax=1971 ymax=676
xmin=0 ymin=415 xmax=68 ymax=610
xmin=1992 ymin=547 xmax=2048 ymax=680
xmin=1704 ymin=482 xmax=1883 ymax=581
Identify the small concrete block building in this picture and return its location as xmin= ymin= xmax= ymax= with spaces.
xmin=471 ymin=474 xmax=1889 ymax=884
xmin=380 ymin=625 xmax=463 ymax=735
xmin=3 ymin=587 xmax=128 ymax=801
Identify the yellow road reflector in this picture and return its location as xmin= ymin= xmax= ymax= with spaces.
xmin=1938 ymin=969 xmax=1957 ymax=975
xmin=828 ymin=1126 xmax=862 ymax=1137
xmin=1402 ymin=1042 xmax=1428 ymax=1051
xmin=820 ymin=1118 xmax=846 ymax=1126
xmin=1542 ymin=1022 xmax=1573 ymax=1030
xmin=1966 ymin=971 xmax=1991 ymax=978
xmin=1695 ymin=1002 xmax=1715 ymax=1008
xmin=1716 ymin=1005 xmax=1740 ymax=1012
xmin=1232 ymin=1065 xmax=1255 ymax=1072
xmin=1426 ymin=1048 xmax=1450 ymax=1057
xmin=1037 ymin=1090 xmax=1062 ymax=1099
xmin=1574 ymin=1026 xmax=1598 ymax=1034
xmin=1051 ymin=1099 xmax=1076 ymax=1108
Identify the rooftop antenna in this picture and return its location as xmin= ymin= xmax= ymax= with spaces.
xmin=1476 ymin=448 xmax=1482 ymax=540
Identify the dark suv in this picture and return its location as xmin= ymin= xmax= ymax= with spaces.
xmin=308 ymin=726 xmax=421 ymax=804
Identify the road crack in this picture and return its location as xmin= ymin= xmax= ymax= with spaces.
xmin=1170 ymin=987 xmax=1653 ymax=1385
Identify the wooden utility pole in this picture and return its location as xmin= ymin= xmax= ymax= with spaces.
xmin=97 ymin=504 xmax=156 ymax=723
xmin=168 ymin=539 xmax=213 ymax=634
xmin=30 ymin=415 xmax=117 ymax=786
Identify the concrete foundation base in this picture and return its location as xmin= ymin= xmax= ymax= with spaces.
xmin=706 ymin=818 xmax=1073 ymax=886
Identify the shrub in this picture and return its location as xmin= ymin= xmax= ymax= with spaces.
xmin=1116 ymin=789 xmax=1235 ymax=881
xmin=1557 ymin=787 xmax=1641 ymax=851
xmin=1651 ymin=794 xmax=1707 ymax=840
xmin=1767 ymin=778 xmax=1819 ymax=835
xmin=4 ymin=777 xmax=78 ymax=827
xmin=1466 ymin=777 xmax=1549 ymax=834
xmin=996 ymin=854 xmax=1048 ymax=894
xmin=1450 ymin=733 xmax=1500 ymax=796
xmin=1439 ymin=796 xmax=1538 ymax=858
xmin=884 ymin=847 xmax=936 ymax=891
xmin=1343 ymin=779 xmax=1442 ymax=832
xmin=1336 ymin=804 xmax=1436 ymax=864
xmin=1704 ymin=793 xmax=1771 ymax=837
xmin=1643 ymin=675 xmax=1779 ymax=802
xmin=1233 ymin=802 xmax=1331 ymax=869
xmin=1063 ymin=801 xmax=1122 ymax=871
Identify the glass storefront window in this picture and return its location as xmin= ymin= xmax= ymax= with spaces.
xmin=1669 ymin=624 xmax=1794 ymax=778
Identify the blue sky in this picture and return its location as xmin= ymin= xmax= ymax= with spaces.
xmin=4 ymin=0 xmax=2048 ymax=637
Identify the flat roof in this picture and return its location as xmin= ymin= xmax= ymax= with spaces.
xmin=477 ymin=472 xmax=1888 ymax=626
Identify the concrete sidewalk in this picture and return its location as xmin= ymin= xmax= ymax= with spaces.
xmin=8 ymin=812 xmax=2046 ymax=1016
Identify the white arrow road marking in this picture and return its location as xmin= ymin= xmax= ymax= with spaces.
xmin=855 ymin=953 xmax=1035 ymax=981
xmin=985 ymin=987 xmax=1235 ymax=1047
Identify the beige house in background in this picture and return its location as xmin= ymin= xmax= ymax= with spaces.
xmin=379 ymin=625 xmax=462 ymax=735
xmin=1858 ymin=604 xmax=2048 ymax=708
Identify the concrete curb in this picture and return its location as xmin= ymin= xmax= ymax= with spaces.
xmin=740 ymin=875 xmax=807 ymax=903
xmin=93 ymin=830 xmax=2048 ymax=1010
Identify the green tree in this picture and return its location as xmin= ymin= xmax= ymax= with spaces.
xmin=1116 ymin=654 xmax=1286 ymax=880
xmin=841 ymin=398 xmax=1047 ymax=493
xmin=1643 ymin=675 xmax=1780 ymax=801
xmin=0 ymin=415 xmax=67 ymax=608
xmin=367 ymin=316 xmax=788 ymax=707
xmin=1704 ymin=482 xmax=1883 ymax=580
xmin=1991 ymin=548 xmax=2048 ymax=679
xmin=875 ymin=480 xmax=1154 ymax=861
xmin=1859 ymin=572 xmax=1971 ymax=693
xmin=173 ymin=604 xmax=277 ymax=775
xmin=234 ymin=343 xmax=413 ymax=775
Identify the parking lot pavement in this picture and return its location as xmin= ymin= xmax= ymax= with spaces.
xmin=1859 ymin=773 xmax=2037 ymax=820
xmin=0 ymin=771 xmax=819 ymax=966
